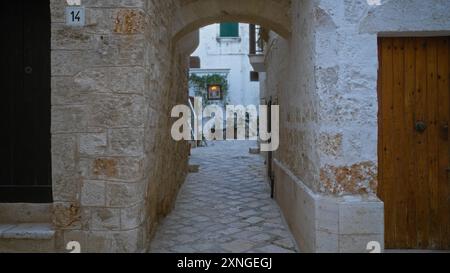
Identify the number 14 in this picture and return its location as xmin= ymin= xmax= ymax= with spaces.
xmin=71 ymin=10 xmax=81 ymax=22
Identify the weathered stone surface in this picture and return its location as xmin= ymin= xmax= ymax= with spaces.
xmin=111 ymin=227 xmax=144 ymax=252
xmin=339 ymin=234 xmax=384 ymax=253
xmin=52 ymin=105 xmax=89 ymax=133
xmin=62 ymin=230 xmax=86 ymax=252
xmin=109 ymin=128 xmax=144 ymax=156
xmin=74 ymin=68 xmax=110 ymax=93
xmin=53 ymin=176 xmax=80 ymax=203
xmin=0 ymin=235 xmax=56 ymax=253
xmin=106 ymin=182 xmax=146 ymax=207
xmin=91 ymin=34 xmax=146 ymax=67
xmin=42 ymin=0 xmax=450 ymax=253
xmin=109 ymin=67 xmax=146 ymax=94
xmin=360 ymin=0 xmax=450 ymax=34
xmin=90 ymin=208 xmax=121 ymax=231
xmin=52 ymin=134 xmax=77 ymax=177
xmin=121 ymin=202 xmax=145 ymax=230
xmin=113 ymin=9 xmax=146 ymax=34
xmin=87 ymin=94 xmax=145 ymax=128
xmin=83 ymin=0 xmax=145 ymax=8
xmin=339 ymin=199 xmax=384 ymax=235
xmin=85 ymin=231 xmax=113 ymax=253
xmin=80 ymin=132 xmax=108 ymax=156
xmin=81 ymin=180 xmax=106 ymax=207
xmin=50 ymin=0 xmax=65 ymax=22
xmin=51 ymin=77 xmax=95 ymax=106
xmin=0 ymin=204 xmax=53 ymax=224
xmin=53 ymin=203 xmax=82 ymax=230
xmin=320 ymin=162 xmax=377 ymax=195
xmin=51 ymin=51 xmax=88 ymax=76
xmin=319 ymin=132 xmax=343 ymax=158
xmin=315 ymin=230 xmax=338 ymax=253
xmin=52 ymin=24 xmax=94 ymax=50
xmin=80 ymin=157 xmax=144 ymax=181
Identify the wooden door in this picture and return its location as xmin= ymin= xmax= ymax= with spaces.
xmin=378 ymin=37 xmax=450 ymax=250
xmin=0 ymin=0 xmax=52 ymax=203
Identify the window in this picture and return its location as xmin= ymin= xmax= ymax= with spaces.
xmin=250 ymin=71 xmax=259 ymax=82
xmin=190 ymin=56 xmax=201 ymax=69
xmin=220 ymin=23 xmax=239 ymax=37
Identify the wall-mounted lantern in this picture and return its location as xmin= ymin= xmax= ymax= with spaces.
xmin=207 ymin=84 xmax=223 ymax=101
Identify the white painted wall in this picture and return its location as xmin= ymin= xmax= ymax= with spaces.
xmin=190 ymin=23 xmax=260 ymax=107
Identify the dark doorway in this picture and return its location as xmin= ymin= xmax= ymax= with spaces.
xmin=0 ymin=1 xmax=52 ymax=203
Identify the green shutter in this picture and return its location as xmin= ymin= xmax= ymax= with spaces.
xmin=220 ymin=23 xmax=239 ymax=37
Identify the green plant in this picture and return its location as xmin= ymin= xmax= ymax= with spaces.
xmin=189 ymin=73 xmax=229 ymax=106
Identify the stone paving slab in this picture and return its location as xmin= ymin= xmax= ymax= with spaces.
xmin=149 ymin=141 xmax=298 ymax=253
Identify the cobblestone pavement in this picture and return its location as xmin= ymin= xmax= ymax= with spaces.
xmin=149 ymin=141 xmax=298 ymax=253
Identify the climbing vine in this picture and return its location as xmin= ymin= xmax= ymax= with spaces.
xmin=189 ymin=73 xmax=229 ymax=106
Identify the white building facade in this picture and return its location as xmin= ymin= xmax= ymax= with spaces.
xmin=190 ymin=23 xmax=260 ymax=107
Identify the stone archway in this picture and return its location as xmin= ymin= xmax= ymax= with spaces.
xmin=45 ymin=0 xmax=384 ymax=253
xmin=21 ymin=0 xmax=448 ymax=254
xmin=171 ymin=0 xmax=291 ymax=43
xmin=167 ymin=0 xmax=385 ymax=254
xmin=45 ymin=0 xmax=295 ymax=253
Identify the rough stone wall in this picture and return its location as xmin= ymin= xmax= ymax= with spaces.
xmin=313 ymin=0 xmax=379 ymax=196
xmin=261 ymin=0 xmax=450 ymax=252
xmin=266 ymin=0 xmax=450 ymax=198
xmin=51 ymin=0 xmax=149 ymax=252
xmin=315 ymin=0 xmax=450 ymax=196
xmin=50 ymin=0 xmax=189 ymax=252
xmin=44 ymin=0 xmax=450 ymax=254
xmin=143 ymin=0 xmax=191 ymax=240
xmin=262 ymin=0 xmax=321 ymax=193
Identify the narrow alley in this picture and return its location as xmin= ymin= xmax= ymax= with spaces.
xmin=149 ymin=141 xmax=297 ymax=253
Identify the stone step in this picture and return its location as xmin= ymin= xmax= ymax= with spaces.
xmin=0 ymin=203 xmax=53 ymax=224
xmin=0 ymin=223 xmax=56 ymax=253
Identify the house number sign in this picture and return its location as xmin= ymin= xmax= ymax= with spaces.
xmin=66 ymin=6 xmax=85 ymax=27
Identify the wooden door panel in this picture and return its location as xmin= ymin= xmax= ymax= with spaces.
xmin=378 ymin=37 xmax=450 ymax=250
xmin=404 ymin=37 xmax=418 ymax=248
xmin=414 ymin=38 xmax=430 ymax=249
xmin=437 ymin=37 xmax=450 ymax=248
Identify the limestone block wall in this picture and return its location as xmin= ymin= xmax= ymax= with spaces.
xmin=260 ymin=0 xmax=321 ymax=195
xmin=50 ymin=0 xmax=189 ymax=252
xmin=42 ymin=0 xmax=450 ymax=253
xmin=261 ymin=0 xmax=450 ymax=253
xmin=261 ymin=0 xmax=384 ymax=252
xmin=142 ymin=0 xmax=190 ymax=244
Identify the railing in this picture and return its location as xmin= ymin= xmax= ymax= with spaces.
xmin=188 ymin=97 xmax=196 ymax=141
xmin=249 ymin=24 xmax=264 ymax=55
